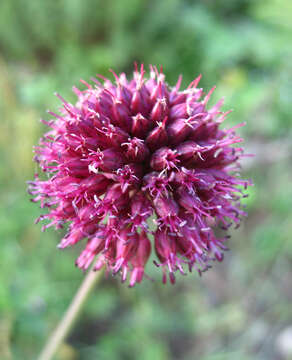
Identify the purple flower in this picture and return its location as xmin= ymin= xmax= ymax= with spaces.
xmin=29 ymin=64 xmax=251 ymax=286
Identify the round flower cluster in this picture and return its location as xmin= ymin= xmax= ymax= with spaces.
xmin=29 ymin=64 xmax=250 ymax=286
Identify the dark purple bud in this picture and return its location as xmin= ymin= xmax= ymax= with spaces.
xmin=154 ymin=229 xmax=176 ymax=262
xmin=88 ymin=148 xmax=124 ymax=173
xmin=150 ymin=147 xmax=179 ymax=171
xmin=96 ymin=124 xmax=129 ymax=148
xmin=121 ymin=137 xmax=150 ymax=162
xmin=95 ymin=183 xmax=129 ymax=219
xmin=175 ymin=141 xmax=204 ymax=163
xmin=167 ymin=115 xmax=199 ymax=145
xmin=130 ymin=191 xmax=152 ymax=217
xmin=131 ymin=90 xmax=148 ymax=114
xmin=131 ymin=113 xmax=151 ymax=138
xmin=170 ymin=103 xmax=187 ymax=120
xmin=150 ymin=98 xmax=167 ymax=122
xmin=111 ymin=99 xmax=132 ymax=131
xmin=142 ymin=171 xmax=174 ymax=199
xmin=129 ymin=232 xmax=151 ymax=287
xmin=154 ymin=196 xmax=179 ymax=220
xmin=115 ymin=164 xmax=142 ymax=193
xmin=145 ymin=116 xmax=168 ymax=151
xmin=75 ymin=235 xmax=105 ymax=270
xmin=176 ymin=187 xmax=210 ymax=219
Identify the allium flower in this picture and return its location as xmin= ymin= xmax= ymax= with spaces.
xmin=29 ymin=64 xmax=251 ymax=286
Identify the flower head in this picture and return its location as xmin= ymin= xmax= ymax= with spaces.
xmin=29 ymin=64 xmax=251 ymax=286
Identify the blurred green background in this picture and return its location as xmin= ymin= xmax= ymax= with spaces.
xmin=1 ymin=0 xmax=292 ymax=359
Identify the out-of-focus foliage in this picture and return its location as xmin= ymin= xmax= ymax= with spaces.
xmin=0 ymin=0 xmax=292 ymax=359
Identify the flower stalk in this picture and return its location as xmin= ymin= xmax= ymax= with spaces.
xmin=38 ymin=266 xmax=103 ymax=360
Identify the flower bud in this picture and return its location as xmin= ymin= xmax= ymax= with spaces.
xmin=129 ymin=232 xmax=151 ymax=287
xmin=131 ymin=113 xmax=151 ymax=138
xmin=122 ymin=137 xmax=150 ymax=162
xmin=150 ymin=147 xmax=179 ymax=171
xmin=145 ymin=116 xmax=168 ymax=151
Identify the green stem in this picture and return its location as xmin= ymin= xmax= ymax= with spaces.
xmin=38 ymin=266 xmax=103 ymax=360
